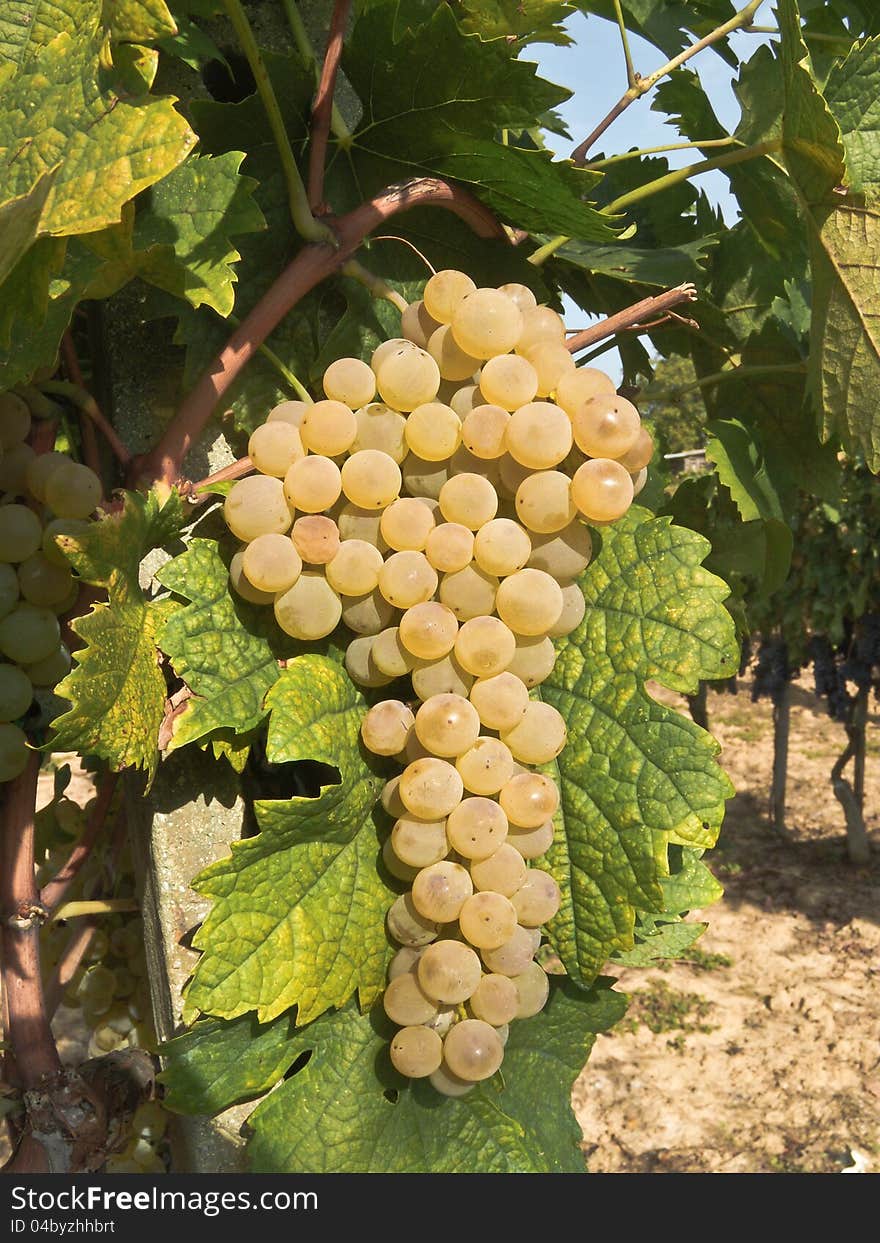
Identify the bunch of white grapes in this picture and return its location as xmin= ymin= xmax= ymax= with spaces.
xmin=0 ymin=391 xmax=102 ymax=782
xmin=221 ymin=270 xmax=652 ymax=1095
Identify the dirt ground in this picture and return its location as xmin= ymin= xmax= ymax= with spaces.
xmin=573 ymin=672 xmax=880 ymax=1174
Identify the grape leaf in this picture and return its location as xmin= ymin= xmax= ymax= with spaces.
xmin=183 ymin=656 xmax=395 ymax=1026
xmin=553 ymin=236 xmax=714 ymax=287
xmin=825 ymin=37 xmax=880 ymax=191
xmin=542 ymin=510 xmax=737 ymax=985
xmin=0 ymin=169 xmax=58 ymax=286
xmin=133 ymin=152 xmax=266 ymax=316
xmin=0 ymin=0 xmax=93 ymax=66
xmin=705 ymin=418 xmax=787 ymax=523
xmin=102 ymin=0 xmax=177 ymax=43
xmin=614 ymin=846 xmax=721 ymax=965
xmin=50 ymin=489 xmax=184 ymax=782
xmin=457 ymin=0 xmax=577 ymax=45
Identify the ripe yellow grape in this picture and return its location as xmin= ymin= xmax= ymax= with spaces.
xmin=283 ymin=455 xmax=342 ymax=513
xmin=341 ymin=449 xmax=402 ymax=509
xmin=469 ymin=973 xmax=519 ymax=1025
xmin=438 ymin=564 xmax=499 ymax=621
xmin=380 ymin=498 xmax=436 ymax=551
xmin=571 ymin=394 xmax=641 ymax=459
xmin=248 ymin=421 xmax=305 ymax=477
xmin=388 ymin=946 xmax=423 ymax=980
xmin=390 ymin=1025 xmax=443 ymax=1078
xmin=399 ymin=757 xmax=464 ymax=818
xmin=345 ymin=635 xmax=393 ymax=688
xmin=325 ymin=539 xmax=384 ymax=595
xmin=631 ymin=466 xmax=648 ymax=496
xmin=376 ymin=343 xmax=440 ymax=411
xmin=498 ymin=282 xmax=537 ymax=312
xmin=429 ymin=1061 xmax=476 ymax=1097
xmin=427 ymin=324 xmax=482 ymax=382
xmin=267 ymin=399 xmax=309 ymax=426
xmin=473 ymin=518 xmax=532 ymax=576
xmin=229 ymin=550 xmax=274 ymax=604
xmin=291 ymin=515 xmax=340 ymax=564
xmin=454 ymin=615 xmax=516 ymax=678
xmin=241 ymin=533 xmax=302 ymax=593
xmin=340 ymin=589 xmax=395 ymax=635
xmin=522 ymin=341 xmax=575 ymax=398
xmin=274 ymin=572 xmax=342 ymax=639
xmin=398 ymin=601 xmax=458 ymax=660
xmin=411 ymin=653 xmax=474 ymax=701
xmin=455 ymin=736 xmax=515 ymax=796
xmin=443 ymin=1018 xmax=504 ymax=1081
xmin=45 ymin=462 xmax=103 ymax=519
xmin=224 ymin=475 xmax=292 ymax=541
xmin=468 ymin=672 xmax=529 ymax=731
xmin=459 ymin=891 xmax=518 ymax=949
xmin=424 ymin=522 xmax=474 ymax=573
xmin=512 ymin=961 xmax=550 ymax=1018
xmin=414 ymin=692 xmax=480 ymax=757
xmin=501 ymin=701 xmax=567 ymax=764
xmin=449 ymin=443 xmax=504 ymax=491
xmin=616 ymin=427 xmax=654 ymax=472
xmin=446 ymin=796 xmax=508 ymax=859
xmin=478 ymin=354 xmax=538 ymax=411
xmin=383 ymin=973 xmax=439 ymax=1024
xmin=404 ymin=402 xmax=462 ymax=461
xmin=401 ymin=299 xmax=442 ymax=348
xmin=371 ymin=336 xmax=408 ymax=372
xmin=553 ymin=366 xmax=616 ymax=416
xmin=438 ymin=472 xmax=498 ymax=530
xmin=451 ymin=288 xmax=523 ymax=359
xmin=507 ymin=820 xmax=555 ymax=860
xmin=372 ymin=626 xmax=418 ymax=677
xmin=469 ymin=843 xmax=528 ymax=897
xmin=514 ymin=470 xmax=576 ymax=534
xmin=322 ymin=357 xmax=376 ymax=408
xmin=391 ymin=816 xmax=449 ymax=868
xmin=449 ymin=383 xmax=484 ymax=418
xmin=0 ymin=604 xmax=62 ymax=664
xmin=361 ymin=699 xmax=415 ymax=758
xmin=337 ymin=503 xmax=386 ymax=548
xmin=423 ymin=270 xmax=477 ymax=324
xmin=495 ymin=568 xmax=564 ymax=636
xmin=505 ymin=402 xmax=572 ymax=470
xmin=511 ymin=870 xmax=561 ymax=926
xmin=499 ymin=772 xmax=559 ymax=828
xmin=548 ymin=579 xmax=586 ymax=637
xmin=401 ymin=452 xmax=449 ymax=501
xmin=381 ymin=775 xmax=407 ymax=819
xmin=0 ymin=664 xmax=34 ymax=720
xmin=527 ymin=521 xmax=592 ymax=578
xmin=506 ymin=634 xmax=556 ymax=687
xmin=17 ymin=554 xmax=72 ymax=608
xmin=378 ymin=551 xmax=438 ymax=608
xmin=300 ymin=399 xmax=358 ymax=456
xmin=352 ymin=403 xmax=408 ymax=462
xmin=571 ymin=458 xmax=634 ymax=522
xmin=418 ymin=940 xmax=482 ymax=1003
xmin=461 ymin=404 xmax=510 ymax=459
xmin=412 ymin=860 xmax=473 ymax=923
xmin=480 ymin=925 xmax=537 ymax=976
xmin=515 ymin=305 xmax=565 ymax=354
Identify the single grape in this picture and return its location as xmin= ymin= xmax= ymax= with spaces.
xmin=424 ymin=522 xmax=474 ymax=574
xmin=454 ymin=615 xmax=516 ymax=678
xmin=283 ymin=455 xmax=342 ymax=514
xmin=631 ymin=466 xmax=648 ymax=497
xmin=26 ymin=451 xmax=69 ymax=502
xmin=323 ymin=357 xmax=376 ymax=408
xmin=512 ymin=961 xmax=551 ymax=1018
xmin=469 ymin=973 xmax=519 ymax=1025
xmin=427 ymin=325 xmax=481 ymax=383
xmin=388 ymin=946 xmax=423 ymax=980
xmin=438 ymin=564 xmax=499 ymax=621
xmin=352 ymin=403 xmax=408 ymax=463
xmin=571 ymin=458 xmax=634 ymax=523
xmin=0 ymin=392 xmax=31 ymax=447
xmin=469 ymin=843 xmax=528 ymax=897
xmin=326 ymin=539 xmax=384 ymax=596
xmin=417 ymin=940 xmax=482 ymax=1003
xmin=460 ymin=404 xmax=510 ymax=460
xmin=401 ymin=299 xmax=441 ymax=349
xmin=25 ymin=644 xmax=72 ymax=688
xmin=229 ymin=550 xmax=275 ymax=604
xmin=507 ymin=819 xmax=554 ymax=860
xmin=554 ymin=366 xmax=616 ymax=416
xmin=361 ymin=700 xmax=415 ymax=756
xmin=274 ymin=572 xmax=342 ymax=640
xmin=511 ymin=870 xmax=561 ymax=926
xmin=380 ymin=498 xmax=436 ymax=552
xmin=478 ymin=354 xmax=538 ymax=411
xmin=495 ymin=568 xmax=564 ymax=636
xmin=381 ymin=775 xmax=406 ymax=819
xmin=445 ymin=796 xmax=508 ymax=860
xmin=468 ymin=672 xmax=529 ymax=731
xmin=448 ymin=382 xmax=484 ymax=418
xmin=371 ymin=337 xmax=409 ymax=374
xmin=0 ymin=564 xmax=20 ymax=619
xmin=498 ymin=282 xmax=537 ymax=312
xmin=0 ymin=664 xmax=33 ymax=721
xmin=390 ymin=1025 xmax=443 ymax=1078
xmin=0 ymin=505 xmax=43 ymax=564
xmin=340 ymin=589 xmax=396 ymax=636
xmin=451 ymin=289 xmax=523 ymax=359
xmin=404 ymin=401 xmax=462 ymax=461
xmin=521 ymin=341 xmax=575 ymax=398
xmin=44 ymin=462 xmax=102 ymax=519
xmin=267 ymin=399 xmax=309 ymax=426
xmin=499 ymin=772 xmax=559 ymax=829
xmin=515 ymin=471 xmax=576 ymax=535
xmin=386 ymin=892 xmax=440 ymax=946
xmin=527 ymin=522 xmax=592 ymax=578
xmin=376 ymin=343 xmax=441 ymax=411
xmin=428 ymin=1061 xmax=476 ymax=1097
xmin=548 ymin=579 xmax=586 ymax=637
xmin=616 ymin=427 xmax=654 ymax=472
xmin=505 ymin=402 xmax=572 ymax=470
xmin=300 ymin=400 xmax=358 ymax=457
xmin=383 ymin=837 xmax=419 ymax=882
xmin=247 ymin=421 xmax=304 ymax=476
xmin=49 ymin=579 xmax=79 ymax=617
xmin=400 ymin=452 xmax=449 ymax=501
xmin=371 ymin=626 xmax=417 ymax=677
xmin=241 ymin=533 xmax=302 ymax=593
xmin=480 ymin=925 xmax=537 ymax=976
xmin=383 ymin=973 xmax=439 ymax=1025
xmin=571 ymin=394 xmax=641 ymax=459
xmin=438 ymin=472 xmax=498 ymax=530
xmin=398 ymin=601 xmax=458 ymax=660
xmin=0 ymin=721 xmax=29 ymax=781
xmin=515 ymin=305 xmax=565 ymax=355
xmin=399 ymin=757 xmax=464 ymax=819
xmin=0 ymin=604 xmax=61 ymax=664
xmin=455 ymin=736 xmax=515 ymax=796
xmin=423 ymin=270 xmax=476 ymax=324
xmin=336 ymin=503 xmax=386 ymax=548
xmin=506 ymin=634 xmax=556 ymax=687
xmin=292 ymin=515 xmax=340 ymax=564
xmin=17 ymin=553 xmax=72 ymax=607
xmin=225 ymin=475 xmax=291 ymax=541
xmin=472 ymin=518 xmax=531 ymax=577
xmin=501 ymin=702 xmax=567 ymax=764
xmin=345 ymin=635 xmax=393 ymax=688
xmin=459 ymin=891 xmax=518 ymax=950
xmin=412 ymin=860 xmax=473 ymax=922
xmin=341 ymin=449 xmax=402 ymax=510
xmin=391 ymin=816 xmax=449 ymax=868
xmin=411 ymin=653 xmax=474 ymax=701
xmin=443 ymin=1018 xmax=504 ymax=1081
xmin=414 ymin=692 xmax=480 ymax=758
xmin=378 ymin=551 xmax=438 ymax=609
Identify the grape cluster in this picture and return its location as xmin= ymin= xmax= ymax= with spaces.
xmin=0 ymin=392 xmax=102 ymax=782
xmin=221 ymin=271 xmax=653 ymax=1096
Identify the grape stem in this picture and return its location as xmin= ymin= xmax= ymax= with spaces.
xmin=42 ymin=377 xmax=132 ymax=471
xmin=39 ymin=774 xmax=119 ymax=915
xmin=60 ymin=332 xmax=100 ymax=474
xmin=308 ymin=0 xmax=353 ymax=212
xmin=51 ymin=899 xmax=140 ymax=921
xmin=133 ymin=177 xmax=504 ymax=490
xmin=564 ymin=283 xmax=698 ymax=355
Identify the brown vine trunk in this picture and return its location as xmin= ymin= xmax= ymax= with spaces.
xmin=832 ymin=686 xmax=872 ymax=865
xmin=770 ymin=683 xmax=791 ymax=840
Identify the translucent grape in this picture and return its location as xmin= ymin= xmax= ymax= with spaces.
xmin=499 ymin=772 xmax=559 ymax=828
xmin=322 ymin=357 xmax=376 ymax=408
xmin=0 ymin=722 xmax=29 ymax=782
xmin=326 ymin=539 xmax=384 ymax=595
xmin=391 ymin=815 xmax=449 ymax=868
xmin=527 ymin=522 xmax=592 ymax=578
xmin=16 ymin=553 xmax=71 ymax=608
xmin=345 ymin=635 xmax=393 ymax=688
xmin=507 ymin=820 xmax=555 ymax=860
xmin=554 ymin=366 xmax=616 ymax=416
xmin=371 ymin=626 xmax=417 ymax=677
xmin=451 ymin=289 xmax=523 ymax=359
xmin=424 ymin=522 xmax=474 ymax=574
xmin=449 ymin=383 xmax=484 ymax=418
xmin=353 ymin=403 xmax=408 ymax=462
xmin=376 ymin=551 xmax=435 ymax=609
xmin=300 ymin=399 xmax=358 ymax=456
xmin=388 ymin=946 xmax=423 ymax=980
xmin=469 ymin=843 xmax=528 ymax=896
xmin=247 ymin=421 xmax=304 ymax=476
xmin=0 ymin=443 xmax=36 ymax=493
xmin=477 ymin=355 xmax=537 ymax=412
xmin=340 ymin=589 xmax=395 ymax=635
xmin=455 ymin=736 xmax=515 ymax=796
xmin=401 ymin=299 xmax=441 ymax=348
xmin=468 ymin=671 xmax=529 ymax=731
xmin=0 ymin=392 xmax=31 ymax=446
xmin=631 ymin=466 xmax=648 ymax=497
xmin=454 ymin=615 xmax=516 ymax=678
xmin=512 ymin=961 xmax=550 ymax=1018
xmin=414 ymin=692 xmax=480 ymax=757
xmin=267 ymin=399 xmax=309 ymax=426
xmin=571 ymin=394 xmax=641 ymax=460
xmin=506 ymin=634 xmax=556 ymax=687
xmin=521 ymin=341 xmax=575 ymax=398
xmin=498 ymin=282 xmax=537 ymax=312
xmin=548 ymin=579 xmax=586 ymax=637
xmin=0 ymin=564 xmax=19 ymax=619
xmin=283 ymin=455 xmax=341 ymax=513
xmin=383 ymin=973 xmax=439 ymax=1025
xmin=26 ymin=451 xmax=69 ymax=502
xmin=241 ymin=533 xmax=302 ymax=593
xmin=229 ymin=551 xmax=274 ymax=604
xmin=398 ymin=601 xmax=458 ymax=660
xmin=383 ymin=837 xmax=419 ymax=883
xmin=386 ymin=892 xmax=440 ymax=946
xmin=412 ymin=860 xmax=473 ymax=922
xmin=337 ymin=503 xmax=386 ymax=548
xmin=505 ymin=402 xmax=572 ymax=470
xmin=225 ymin=475 xmax=291 ymax=541
xmin=480 ymin=925 xmax=537 ymax=976
xmin=495 ymin=568 xmax=563 ymax=636
xmin=404 ymin=402 xmax=462 ymax=462
xmin=399 ymin=757 xmax=464 ymax=818
xmin=472 ymin=518 xmax=531 ymax=577
xmin=371 ymin=337 xmax=408 ymax=374
xmin=380 ymin=498 xmax=436 ymax=551
xmin=376 ymin=343 xmax=440 ymax=411
xmin=469 ymin=973 xmax=519 ymax=1025
xmin=460 ymin=404 xmax=510 ymax=460
xmin=341 ymin=449 xmax=402 ymax=509
xmin=515 ymin=305 xmax=565 ymax=354
xmin=412 ymin=653 xmax=474 ymax=701
xmin=292 ymin=515 xmax=340 ymax=564
xmin=446 ymin=796 xmax=508 ymax=859
xmin=0 ymin=505 xmax=43 ymax=563
xmin=0 ymin=604 xmax=60 ymax=664
xmin=459 ymin=891 xmax=517 ymax=950
xmin=427 ymin=325 xmax=481 ymax=383
xmin=423 ymin=270 xmax=476 ymax=324
xmin=429 ymin=1062 xmax=476 ymax=1097
xmin=417 ymin=940 xmax=482 ymax=1003
xmin=498 ymin=452 xmax=533 ymax=500
xmin=390 ymin=1025 xmax=443 ymax=1078
xmin=50 ymin=580 xmax=79 ymax=617
xmin=443 ymin=1018 xmax=504 ymax=1081
xmin=501 ymin=701 xmax=567 ymax=764
xmin=511 ymin=870 xmax=561 ymax=926
xmin=0 ymin=664 xmax=33 ymax=721
xmin=571 ymin=458 xmax=634 ymax=522
xmin=42 ymin=518 xmax=91 ymax=568
xmin=45 ymin=462 xmax=102 ymax=519
xmin=274 ymin=572 xmax=342 ymax=640
xmin=616 ymin=427 xmax=654 ymax=472
xmin=514 ymin=470 xmax=576 ymax=535
xmin=361 ymin=700 xmax=415 ymax=756
xmin=381 ymin=774 xmax=407 ymax=819
xmin=438 ymin=473 xmax=498 ymax=530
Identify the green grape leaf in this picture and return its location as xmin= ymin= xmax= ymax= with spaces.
xmin=156 ymin=538 xmax=293 ymax=753
xmin=809 ymin=197 xmax=880 ymax=469
xmin=0 ymin=169 xmax=58 ymax=286
xmin=0 ymin=0 xmax=92 ymax=66
xmin=133 ymin=152 xmax=266 ymax=316
xmin=615 ymin=845 xmax=721 ymax=965
xmin=614 ymin=921 xmax=704 ymax=965
xmin=183 ymin=656 xmax=394 ymax=1026
xmin=825 ymin=37 xmax=880 ymax=191
xmin=0 ymin=11 xmax=196 ymax=239
xmin=102 ymin=0 xmax=177 ymax=43
xmin=156 ymin=14 xmax=228 ymax=70
xmin=50 ymin=489 xmax=185 ymax=781
xmin=553 ymin=236 xmax=714 ymax=288
xmin=705 ymin=417 xmax=787 ymax=523
xmin=457 ymin=0 xmax=577 ymax=45
xmin=542 ymin=509 xmax=737 ymax=985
